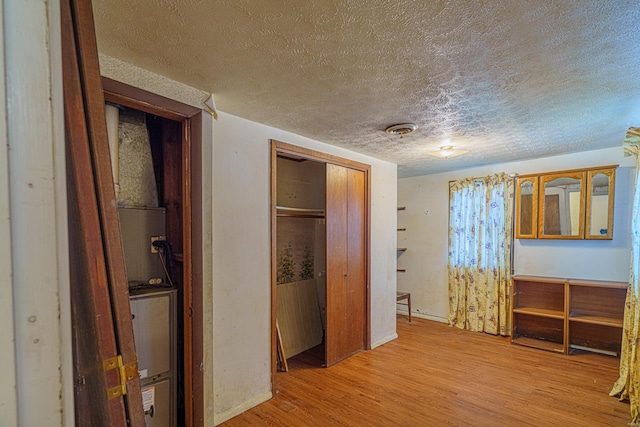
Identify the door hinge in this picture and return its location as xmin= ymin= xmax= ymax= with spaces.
xmin=104 ymin=355 xmax=138 ymax=400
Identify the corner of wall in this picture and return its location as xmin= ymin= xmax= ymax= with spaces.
xmin=371 ymin=333 xmax=398 ymax=349
xmin=213 ymin=391 xmax=272 ymax=426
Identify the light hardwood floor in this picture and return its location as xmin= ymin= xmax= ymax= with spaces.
xmin=221 ymin=317 xmax=630 ymax=426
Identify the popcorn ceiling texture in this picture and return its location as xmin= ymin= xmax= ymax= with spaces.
xmin=93 ymin=1 xmax=640 ymax=177
xmin=99 ymin=53 xmax=208 ymax=109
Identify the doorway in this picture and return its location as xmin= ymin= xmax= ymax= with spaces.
xmin=102 ymin=77 xmax=205 ymax=426
xmin=270 ymin=140 xmax=371 ymax=390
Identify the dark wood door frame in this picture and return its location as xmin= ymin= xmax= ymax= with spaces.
xmin=102 ymin=77 xmax=205 ymax=426
xmin=270 ymin=140 xmax=371 ymax=392
xmin=63 ymin=0 xmax=146 ymax=423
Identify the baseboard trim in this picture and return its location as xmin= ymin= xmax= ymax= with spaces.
xmin=371 ymin=332 xmax=398 ymax=349
xmin=396 ymin=310 xmax=448 ymax=324
xmin=213 ymin=391 xmax=273 ymax=425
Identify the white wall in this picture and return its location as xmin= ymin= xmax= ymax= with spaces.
xmin=398 ymin=147 xmax=635 ymax=321
xmin=97 ymin=57 xmax=398 ymax=424
xmin=4 ymin=0 xmax=72 ymax=425
xmin=213 ymin=112 xmax=398 ymax=424
xmin=0 ymin=2 xmax=17 ymax=424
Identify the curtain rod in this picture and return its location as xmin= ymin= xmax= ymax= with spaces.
xmin=448 ymin=172 xmax=517 ymax=185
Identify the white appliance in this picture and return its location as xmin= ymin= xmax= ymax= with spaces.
xmin=119 ymin=207 xmax=176 ymax=426
xmin=130 ymin=288 xmax=176 ymax=427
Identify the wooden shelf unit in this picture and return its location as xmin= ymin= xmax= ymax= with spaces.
xmin=396 ymin=207 xmax=410 ymax=320
xmin=397 ymin=207 xmax=406 ymax=266
xmin=567 ymin=279 xmax=627 ymax=355
xmin=512 ymin=336 xmax=565 ymax=354
xmin=512 ymin=306 xmax=564 ymax=319
xmin=511 ymin=275 xmax=627 ymax=356
xmin=512 ymin=276 xmax=567 ymax=353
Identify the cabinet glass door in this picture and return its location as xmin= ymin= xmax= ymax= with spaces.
xmin=585 ymin=168 xmax=615 ymax=239
xmin=538 ymin=171 xmax=585 ymax=239
xmin=515 ymin=176 xmax=538 ymax=239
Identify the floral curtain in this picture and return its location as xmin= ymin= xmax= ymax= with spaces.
xmin=611 ymin=128 xmax=640 ymax=422
xmin=448 ymin=173 xmax=514 ymax=335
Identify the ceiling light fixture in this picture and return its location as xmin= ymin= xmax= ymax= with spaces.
xmin=427 ymin=145 xmax=468 ymax=159
xmin=385 ymin=123 xmax=417 ymax=138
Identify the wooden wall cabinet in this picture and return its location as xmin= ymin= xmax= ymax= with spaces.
xmin=515 ymin=176 xmax=538 ymax=239
xmin=511 ymin=275 xmax=626 ymax=356
xmin=538 ymin=171 xmax=586 ymax=239
xmin=515 ymin=166 xmax=616 ymax=240
xmin=585 ymin=168 xmax=615 ymax=239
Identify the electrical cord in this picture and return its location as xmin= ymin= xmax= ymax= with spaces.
xmin=152 ymin=239 xmax=177 ymax=287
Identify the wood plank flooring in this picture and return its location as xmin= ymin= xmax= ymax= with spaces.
xmin=221 ymin=317 xmax=630 ymax=426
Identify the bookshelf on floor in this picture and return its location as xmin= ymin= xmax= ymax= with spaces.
xmin=511 ymin=275 xmax=626 ymax=356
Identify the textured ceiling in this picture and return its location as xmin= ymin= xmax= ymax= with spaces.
xmin=93 ymin=0 xmax=640 ymax=178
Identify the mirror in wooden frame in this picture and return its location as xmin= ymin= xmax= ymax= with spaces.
xmin=585 ymin=167 xmax=615 ymax=239
xmin=515 ymin=176 xmax=538 ymax=239
xmin=538 ymin=171 xmax=586 ymax=239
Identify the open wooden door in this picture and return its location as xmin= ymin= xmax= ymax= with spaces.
xmin=325 ymin=164 xmax=366 ymax=366
xmin=62 ymin=0 xmax=145 ymax=424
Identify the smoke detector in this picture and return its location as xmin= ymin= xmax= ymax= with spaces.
xmin=385 ymin=123 xmax=417 ymax=137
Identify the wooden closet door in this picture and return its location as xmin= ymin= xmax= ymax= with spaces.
xmin=325 ymin=164 xmax=365 ymax=366
xmin=346 ymin=168 xmax=366 ymax=355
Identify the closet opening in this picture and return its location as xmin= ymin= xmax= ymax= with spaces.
xmin=103 ymin=77 xmax=204 ymax=426
xmin=271 ymin=140 xmax=372 ymax=393
xmin=275 ymin=154 xmax=327 ymax=369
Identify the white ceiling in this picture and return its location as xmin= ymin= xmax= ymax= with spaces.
xmin=93 ymin=0 xmax=640 ymax=178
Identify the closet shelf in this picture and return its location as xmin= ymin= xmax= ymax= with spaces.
xmin=276 ymin=206 xmax=325 ymax=218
